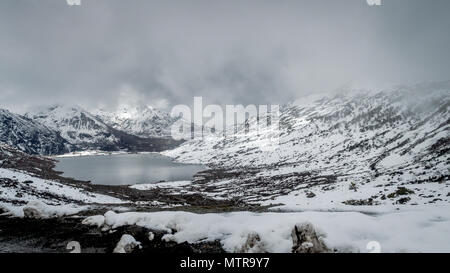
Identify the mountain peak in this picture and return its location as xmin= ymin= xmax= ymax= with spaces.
xmin=95 ymin=104 xmax=178 ymax=138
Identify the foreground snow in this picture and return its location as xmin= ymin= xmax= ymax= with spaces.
xmin=83 ymin=206 xmax=450 ymax=253
xmin=0 ymin=201 xmax=87 ymax=218
xmin=0 ymin=168 xmax=125 ymax=207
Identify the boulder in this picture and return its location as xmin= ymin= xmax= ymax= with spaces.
xmin=291 ymin=222 xmax=329 ymax=253
xmin=23 ymin=206 xmax=42 ymax=219
xmin=237 ymin=232 xmax=266 ymax=253
xmin=113 ymin=234 xmax=141 ymax=253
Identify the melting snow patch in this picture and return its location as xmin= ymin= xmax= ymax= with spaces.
xmin=379 ymin=154 xmax=412 ymax=168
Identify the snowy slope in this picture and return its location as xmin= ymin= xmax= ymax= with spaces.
xmin=26 ymin=105 xmax=183 ymax=152
xmin=0 ymin=109 xmax=68 ymax=155
xmin=96 ymin=104 xmax=178 ymax=138
xmin=25 ymin=105 xmax=120 ymax=150
xmin=163 ymin=82 xmax=450 ymax=208
xmin=0 ymin=168 xmax=124 ymax=206
xmin=0 ymin=143 xmax=125 ymax=217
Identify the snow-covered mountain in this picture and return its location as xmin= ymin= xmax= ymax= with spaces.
xmin=163 ymin=82 xmax=450 ymax=208
xmin=25 ymin=105 xmax=120 ymax=151
xmin=95 ymin=104 xmax=178 ymax=138
xmin=25 ymin=105 xmax=183 ymax=152
xmin=0 ymin=109 xmax=68 ymax=155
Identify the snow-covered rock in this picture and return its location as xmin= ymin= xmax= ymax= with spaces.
xmin=22 ymin=201 xmax=83 ymax=219
xmin=82 ymin=215 xmax=106 ymax=227
xmin=291 ymin=222 xmax=329 ymax=253
xmin=237 ymin=232 xmax=267 ymax=253
xmin=113 ymin=234 xmax=141 ymax=253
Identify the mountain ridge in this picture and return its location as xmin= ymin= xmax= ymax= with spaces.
xmin=0 ymin=104 xmax=184 ymax=154
xmin=95 ymin=104 xmax=178 ymax=138
xmin=162 ymin=82 xmax=450 ymax=207
xmin=0 ymin=109 xmax=69 ymax=155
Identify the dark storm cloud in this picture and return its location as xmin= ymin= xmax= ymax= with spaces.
xmin=0 ymin=0 xmax=449 ymax=112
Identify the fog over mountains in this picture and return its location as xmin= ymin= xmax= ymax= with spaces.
xmin=1 ymin=82 xmax=448 ymax=180
xmin=3 ymin=81 xmax=448 ymax=207
xmin=2 ymin=1 xmax=450 ymax=112
xmin=95 ymin=104 xmax=178 ymax=138
xmin=164 ymin=81 xmax=449 ymax=207
xmin=0 ymin=81 xmax=449 ymax=253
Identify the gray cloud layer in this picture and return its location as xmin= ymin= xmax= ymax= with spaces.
xmin=1 ymin=0 xmax=449 ymax=112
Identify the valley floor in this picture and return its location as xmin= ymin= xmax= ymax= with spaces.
xmin=0 ymin=146 xmax=449 ymax=253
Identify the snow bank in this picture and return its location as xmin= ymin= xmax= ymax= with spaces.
xmin=83 ymin=207 xmax=450 ymax=253
xmin=1 ymin=201 xmax=86 ymax=218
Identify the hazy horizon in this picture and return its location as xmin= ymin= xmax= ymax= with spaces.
xmin=1 ymin=0 xmax=450 ymax=113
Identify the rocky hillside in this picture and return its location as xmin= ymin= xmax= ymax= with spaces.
xmin=25 ymin=105 xmax=183 ymax=152
xmin=0 ymin=109 xmax=68 ymax=155
xmin=25 ymin=105 xmax=120 ymax=151
xmin=163 ymin=82 xmax=450 ymax=207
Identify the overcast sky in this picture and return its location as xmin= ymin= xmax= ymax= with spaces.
xmin=1 ymin=0 xmax=449 ymax=113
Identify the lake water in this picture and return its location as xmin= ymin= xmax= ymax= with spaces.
xmin=54 ymin=153 xmax=206 ymax=185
